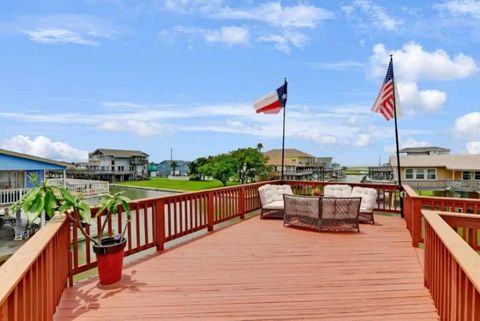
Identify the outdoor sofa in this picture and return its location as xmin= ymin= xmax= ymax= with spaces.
xmin=283 ymin=194 xmax=362 ymax=232
xmin=324 ymin=185 xmax=378 ymax=224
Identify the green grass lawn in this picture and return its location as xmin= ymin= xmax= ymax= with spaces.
xmin=118 ymin=178 xmax=239 ymax=191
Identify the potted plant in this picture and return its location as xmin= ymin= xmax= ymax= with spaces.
xmin=312 ymin=187 xmax=322 ymax=196
xmin=90 ymin=192 xmax=131 ymax=285
xmin=61 ymin=190 xmax=132 ymax=285
xmin=12 ymin=175 xmax=132 ymax=285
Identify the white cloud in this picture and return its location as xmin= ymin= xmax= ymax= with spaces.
xmin=354 ymin=133 xmax=372 ymax=146
xmin=397 ymin=82 xmax=447 ymax=112
xmin=311 ymin=61 xmax=364 ymax=71
xmin=466 ymin=141 xmax=480 ymax=154
xmin=436 ymin=0 xmax=480 ymax=18
xmin=257 ymin=31 xmax=307 ymax=54
xmin=342 ymin=0 xmax=403 ymax=30
xmin=162 ymin=0 xmax=224 ymax=13
xmin=384 ymin=137 xmax=431 ymax=153
xmin=370 ymin=42 xmax=478 ymax=82
xmin=1 ymin=135 xmax=88 ymax=162
xmin=204 ymin=26 xmax=249 ymax=45
xmin=14 ymin=14 xmax=118 ymax=46
xmin=211 ymin=2 xmax=334 ymax=28
xmin=454 ymin=112 xmax=480 ymax=139
xmin=174 ymin=25 xmax=249 ymax=45
xmin=369 ymin=42 xmax=478 ymax=112
xmin=22 ymin=28 xmax=99 ymax=45
xmin=97 ymin=120 xmax=174 ymax=136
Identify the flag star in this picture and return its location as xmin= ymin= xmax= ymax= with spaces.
xmin=282 ymin=93 xmax=287 ymax=100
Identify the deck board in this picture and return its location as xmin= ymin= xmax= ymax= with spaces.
xmin=55 ymin=215 xmax=439 ymax=320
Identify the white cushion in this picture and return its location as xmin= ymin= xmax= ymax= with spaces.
xmin=258 ymin=184 xmax=293 ymax=207
xmin=263 ymin=200 xmax=284 ymax=210
xmin=351 ymin=187 xmax=378 ymax=213
xmin=323 ymin=184 xmax=352 ymax=198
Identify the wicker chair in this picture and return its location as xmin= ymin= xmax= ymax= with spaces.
xmin=351 ymin=187 xmax=378 ymax=224
xmin=283 ymin=194 xmax=320 ymax=230
xmin=258 ymin=184 xmax=294 ymax=219
xmin=319 ymin=197 xmax=362 ymax=232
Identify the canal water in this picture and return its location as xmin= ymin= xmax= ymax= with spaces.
xmin=85 ymin=185 xmax=178 ymax=206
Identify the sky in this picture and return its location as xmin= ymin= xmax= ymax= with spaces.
xmin=1 ymin=0 xmax=480 ymax=165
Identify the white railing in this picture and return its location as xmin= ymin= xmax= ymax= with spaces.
xmin=48 ymin=178 xmax=109 ymax=196
xmin=0 ymin=188 xmax=30 ymax=206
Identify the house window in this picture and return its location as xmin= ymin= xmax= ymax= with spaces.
xmin=463 ymin=171 xmax=471 ymax=180
xmin=405 ymin=168 xmax=414 ymax=180
xmin=475 ymin=171 xmax=480 ymax=180
xmin=415 ymin=169 xmax=425 ymax=180
xmin=427 ymin=169 xmax=437 ymax=180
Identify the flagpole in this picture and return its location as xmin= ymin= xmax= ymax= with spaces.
xmin=281 ymin=77 xmax=287 ymax=181
xmin=390 ymin=55 xmax=404 ymax=218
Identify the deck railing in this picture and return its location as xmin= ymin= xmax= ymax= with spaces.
xmin=403 ymin=185 xmax=480 ymax=247
xmin=0 ymin=188 xmax=29 ymax=206
xmin=0 ymin=179 xmax=405 ymax=320
xmin=423 ymin=210 xmax=480 ymax=320
xmin=0 ymin=216 xmax=70 ymax=321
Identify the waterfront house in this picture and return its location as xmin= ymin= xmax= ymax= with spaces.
xmin=0 ymin=149 xmax=67 ymax=206
xmin=69 ymin=148 xmax=149 ymax=182
xmin=157 ymin=160 xmax=190 ymax=177
xmin=264 ymin=148 xmax=333 ymax=180
xmin=389 ymin=150 xmax=480 ymax=196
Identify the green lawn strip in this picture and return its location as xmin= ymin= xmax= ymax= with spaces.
xmin=118 ymin=178 xmax=239 ymax=191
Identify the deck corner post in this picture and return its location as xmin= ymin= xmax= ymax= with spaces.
xmin=239 ymin=186 xmax=245 ymax=219
xmin=155 ymin=199 xmax=166 ymax=251
xmin=207 ymin=192 xmax=215 ymax=232
xmin=412 ymin=198 xmax=422 ymax=247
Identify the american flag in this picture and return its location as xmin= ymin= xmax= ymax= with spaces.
xmin=372 ymin=59 xmax=400 ymax=121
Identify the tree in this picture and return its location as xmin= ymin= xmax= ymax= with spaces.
xmin=199 ymin=154 xmax=237 ymax=186
xmin=170 ymin=161 xmax=178 ymax=176
xmin=256 ymin=143 xmax=263 ymax=151
xmin=231 ymin=147 xmax=269 ymax=184
xmin=188 ymin=157 xmax=208 ymax=180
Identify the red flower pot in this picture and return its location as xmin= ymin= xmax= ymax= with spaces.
xmin=93 ymin=237 xmax=127 ymax=285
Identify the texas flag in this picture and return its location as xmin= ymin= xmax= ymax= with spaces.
xmin=254 ymin=83 xmax=287 ymax=114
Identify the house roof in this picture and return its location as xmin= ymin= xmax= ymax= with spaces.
xmin=263 ymin=149 xmax=331 ymax=166
xmin=399 ymin=146 xmax=450 ymax=154
xmin=90 ymin=148 xmax=149 ymax=158
xmin=264 ymin=148 xmax=314 ymax=158
xmin=0 ymin=149 xmax=68 ymax=169
xmin=389 ymin=154 xmax=480 ymax=171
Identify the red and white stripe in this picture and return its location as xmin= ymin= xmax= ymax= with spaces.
xmin=372 ymin=80 xmax=396 ymax=121
xmin=254 ymin=91 xmax=282 ymax=114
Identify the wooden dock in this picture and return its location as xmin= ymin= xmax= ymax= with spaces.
xmin=55 ymin=214 xmax=438 ymax=320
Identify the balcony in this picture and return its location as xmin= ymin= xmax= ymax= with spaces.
xmin=3 ymin=180 xmax=480 ymax=320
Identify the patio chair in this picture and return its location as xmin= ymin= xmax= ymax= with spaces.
xmin=283 ymin=194 xmax=320 ymax=230
xmin=258 ymin=184 xmax=293 ymax=219
xmin=351 ymin=187 xmax=378 ymax=224
xmin=319 ymin=197 xmax=361 ymax=232
xmin=323 ymin=184 xmax=352 ymax=197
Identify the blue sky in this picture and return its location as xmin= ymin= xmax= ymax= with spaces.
xmin=1 ymin=0 xmax=480 ymax=165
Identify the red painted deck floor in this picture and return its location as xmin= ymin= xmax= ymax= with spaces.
xmin=55 ymin=215 xmax=439 ymax=320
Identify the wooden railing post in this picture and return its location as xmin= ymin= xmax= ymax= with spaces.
xmin=208 ymin=192 xmax=214 ymax=232
xmin=239 ymin=186 xmax=245 ymax=220
xmin=155 ymin=199 xmax=166 ymax=251
xmin=412 ymin=198 xmax=422 ymax=247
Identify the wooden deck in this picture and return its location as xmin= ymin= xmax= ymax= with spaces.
xmin=55 ymin=215 xmax=439 ymax=320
